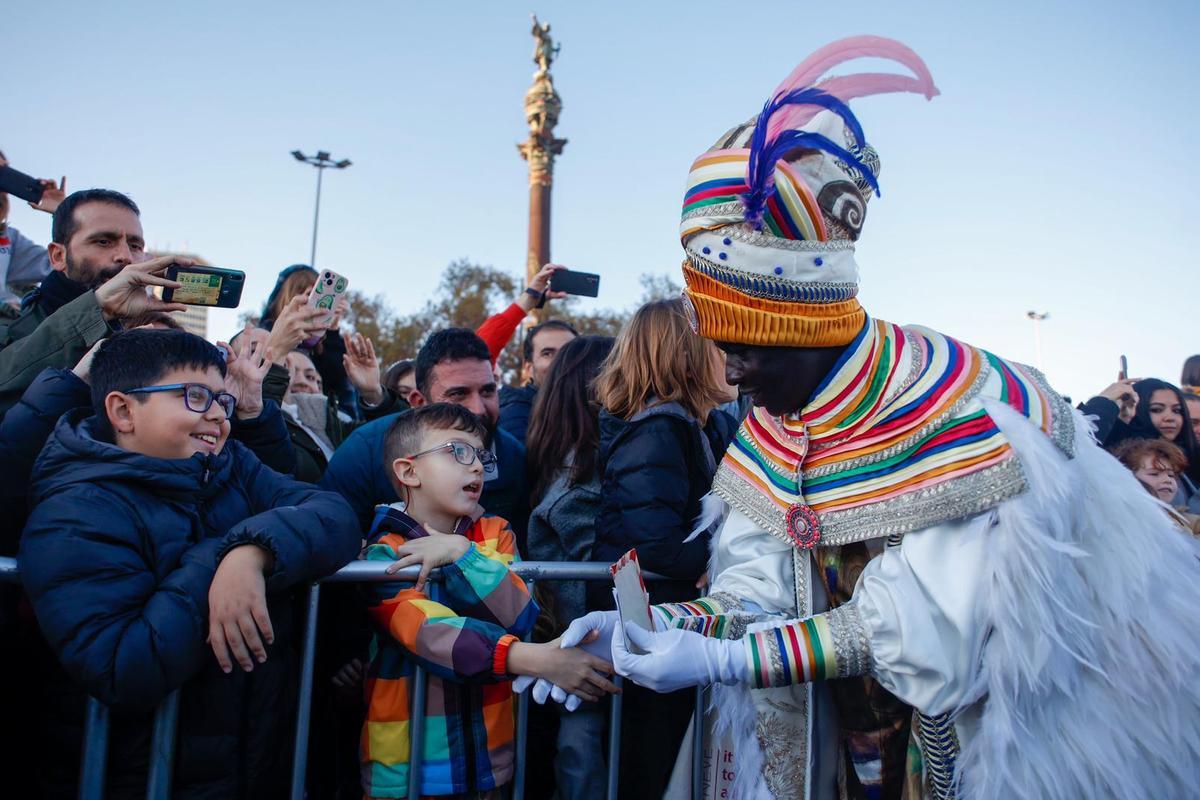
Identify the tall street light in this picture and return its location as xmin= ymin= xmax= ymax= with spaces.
xmin=291 ymin=150 xmax=352 ymax=267
xmin=1026 ymin=310 xmax=1050 ymax=371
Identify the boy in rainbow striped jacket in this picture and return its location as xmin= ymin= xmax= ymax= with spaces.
xmin=359 ymin=403 xmax=617 ymax=799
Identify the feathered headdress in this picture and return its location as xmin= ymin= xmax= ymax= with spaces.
xmin=678 ymin=36 xmax=937 ymax=348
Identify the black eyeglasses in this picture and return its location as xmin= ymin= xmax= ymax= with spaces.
xmin=125 ymin=383 xmax=237 ymax=419
xmin=406 ymin=441 xmax=496 ymax=468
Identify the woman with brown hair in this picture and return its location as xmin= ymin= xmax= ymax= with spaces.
xmin=589 ymin=297 xmax=738 ymax=799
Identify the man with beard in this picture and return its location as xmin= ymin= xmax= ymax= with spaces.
xmin=322 ymin=328 xmax=530 ymax=544
xmin=0 ymin=189 xmax=188 ymax=414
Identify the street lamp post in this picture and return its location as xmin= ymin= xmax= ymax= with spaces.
xmin=1026 ymin=310 xmax=1050 ymax=371
xmin=291 ymin=150 xmax=352 ymax=267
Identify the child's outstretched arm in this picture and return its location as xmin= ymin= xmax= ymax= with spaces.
xmin=364 ymin=536 xmax=528 ymax=683
xmin=507 ymin=640 xmax=621 ymax=703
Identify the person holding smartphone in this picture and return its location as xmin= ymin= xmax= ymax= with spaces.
xmin=0 ymin=149 xmax=66 ymax=312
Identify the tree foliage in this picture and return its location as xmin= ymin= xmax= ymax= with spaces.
xmin=343 ymin=260 xmax=681 ymax=385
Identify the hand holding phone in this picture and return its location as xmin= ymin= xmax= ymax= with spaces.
xmin=0 ymin=165 xmax=45 ymax=206
xmin=161 ymin=265 xmax=246 ymax=308
xmin=550 ymin=269 xmax=601 ymax=298
xmin=303 ymin=269 xmax=350 ymax=346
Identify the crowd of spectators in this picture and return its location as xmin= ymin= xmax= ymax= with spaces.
xmin=0 ymin=163 xmax=1196 ymax=800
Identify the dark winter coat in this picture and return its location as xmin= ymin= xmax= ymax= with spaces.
xmin=498 ymin=384 xmax=537 ymax=444
xmin=18 ymin=411 xmax=360 ymax=799
xmin=588 ymin=403 xmax=737 ymax=610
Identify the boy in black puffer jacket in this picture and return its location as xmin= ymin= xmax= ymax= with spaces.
xmin=18 ymin=329 xmax=361 ymax=800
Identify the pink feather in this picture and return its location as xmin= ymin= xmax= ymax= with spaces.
xmin=772 ymin=35 xmax=937 ymax=97
xmin=765 ymin=73 xmax=940 ymax=140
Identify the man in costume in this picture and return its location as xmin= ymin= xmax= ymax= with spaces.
xmin=539 ymin=36 xmax=1200 ymax=799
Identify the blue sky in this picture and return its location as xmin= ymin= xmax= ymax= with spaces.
xmin=6 ymin=0 xmax=1199 ymax=400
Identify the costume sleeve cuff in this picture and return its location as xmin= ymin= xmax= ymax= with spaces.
xmin=744 ymin=604 xmax=873 ymax=689
xmin=494 ymin=634 xmax=519 ymax=676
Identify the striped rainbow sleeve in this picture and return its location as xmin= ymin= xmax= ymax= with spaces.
xmin=744 ymin=604 xmax=873 ymax=689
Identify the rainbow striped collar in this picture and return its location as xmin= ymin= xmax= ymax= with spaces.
xmin=712 ymin=318 xmax=1075 ymax=549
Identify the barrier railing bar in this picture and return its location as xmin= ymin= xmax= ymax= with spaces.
xmin=79 ymin=697 xmax=110 ymax=800
xmin=289 ymin=582 xmax=322 ymax=800
xmin=692 ymin=585 xmax=709 ymax=800
xmin=146 ymin=690 xmax=180 ymax=800
xmin=605 ymin=676 xmax=623 ymax=800
xmin=407 ymin=663 xmax=428 ymax=800
xmin=512 ymin=578 xmax=533 ymax=800
xmin=0 ymin=556 xmax=700 ymax=800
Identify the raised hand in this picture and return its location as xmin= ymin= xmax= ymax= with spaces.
xmin=31 ymin=176 xmax=67 ymax=214
xmin=94 ymin=256 xmax=190 ymax=320
xmin=220 ymin=325 xmax=274 ymax=420
xmin=343 ymin=331 xmax=384 ymax=405
xmin=265 ymin=296 xmax=328 ymax=365
xmin=518 ymin=263 xmax=570 ymax=311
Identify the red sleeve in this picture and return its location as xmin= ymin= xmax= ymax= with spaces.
xmin=475 ymin=303 xmax=528 ymax=363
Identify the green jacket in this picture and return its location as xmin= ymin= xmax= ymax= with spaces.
xmin=0 ymin=290 xmax=112 ymax=416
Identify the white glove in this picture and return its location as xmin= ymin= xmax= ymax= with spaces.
xmin=612 ymin=622 xmax=748 ymax=693
xmin=528 ymin=678 xmax=582 ymax=711
xmin=513 ymin=675 xmax=536 ymax=694
xmin=560 ymin=609 xmax=620 ymax=659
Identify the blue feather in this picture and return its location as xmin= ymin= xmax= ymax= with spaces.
xmin=742 ymin=87 xmax=877 ymax=229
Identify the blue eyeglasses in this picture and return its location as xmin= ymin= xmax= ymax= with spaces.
xmin=125 ymin=383 xmax=237 ymax=419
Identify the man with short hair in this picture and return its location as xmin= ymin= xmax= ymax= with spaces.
xmin=0 ymin=188 xmax=187 ymax=413
xmin=498 ymin=319 xmax=578 ymax=443
xmin=322 ymin=328 xmax=531 ymax=545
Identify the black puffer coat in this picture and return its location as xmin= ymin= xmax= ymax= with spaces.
xmin=18 ymin=412 xmax=361 ymax=799
xmin=589 ymin=402 xmax=737 ymax=609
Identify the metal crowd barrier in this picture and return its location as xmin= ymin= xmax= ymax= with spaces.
xmin=0 ymin=557 xmax=708 ymax=800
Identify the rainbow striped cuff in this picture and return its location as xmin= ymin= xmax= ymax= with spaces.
xmin=744 ymin=604 xmax=873 ymax=689
xmin=653 ymin=595 xmax=732 ymax=629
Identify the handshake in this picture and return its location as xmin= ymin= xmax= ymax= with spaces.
xmin=514 ymin=605 xmax=749 ymax=706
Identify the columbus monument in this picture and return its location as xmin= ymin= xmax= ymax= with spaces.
xmin=517 ymin=14 xmax=566 ymax=321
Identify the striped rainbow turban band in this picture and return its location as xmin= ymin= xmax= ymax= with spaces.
xmin=679 ymin=36 xmax=938 ymax=348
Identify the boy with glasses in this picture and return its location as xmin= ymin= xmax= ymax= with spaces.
xmin=360 ymin=403 xmax=617 ymax=799
xmin=18 ymin=327 xmax=360 ymax=797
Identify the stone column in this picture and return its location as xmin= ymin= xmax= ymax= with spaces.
xmin=517 ymin=16 xmax=566 ymax=323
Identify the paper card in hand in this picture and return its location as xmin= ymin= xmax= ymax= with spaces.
xmin=610 ymin=548 xmax=654 ymax=655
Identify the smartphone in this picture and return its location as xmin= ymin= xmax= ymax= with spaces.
xmin=610 ymin=548 xmax=654 ymax=655
xmin=0 ymin=166 xmax=45 ymax=205
xmin=307 ymin=269 xmax=350 ymax=325
xmin=1119 ymin=355 xmax=1129 ymax=381
xmin=550 ymin=269 xmax=600 ymax=298
xmin=301 ymin=269 xmax=350 ymax=346
xmin=162 ymin=265 xmax=246 ymax=308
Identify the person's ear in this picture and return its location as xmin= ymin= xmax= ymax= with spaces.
xmin=105 ymin=392 xmax=138 ymax=435
xmin=407 ymin=389 xmax=426 ymax=408
xmin=520 ymin=362 xmax=533 ymax=385
xmin=392 ymin=457 xmax=420 ymax=490
xmin=48 ymin=242 xmax=68 ymax=273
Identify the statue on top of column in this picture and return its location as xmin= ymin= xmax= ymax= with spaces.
xmin=531 ymin=14 xmax=559 ymax=75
